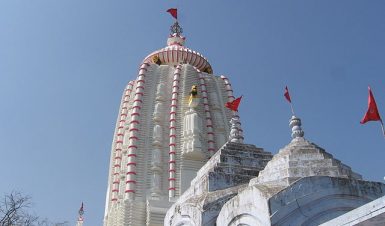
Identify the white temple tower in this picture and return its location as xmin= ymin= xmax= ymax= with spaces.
xmin=103 ymin=20 xmax=241 ymax=226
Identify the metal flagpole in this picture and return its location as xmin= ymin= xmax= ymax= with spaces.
xmin=380 ymin=121 xmax=385 ymax=138
xmin=290 ymin=103 xmax=295 ymax=116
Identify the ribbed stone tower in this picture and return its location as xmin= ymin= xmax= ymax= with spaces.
xmin=103 ymin=21 xmax=241 ymax=226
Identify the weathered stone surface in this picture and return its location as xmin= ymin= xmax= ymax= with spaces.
xmin=166 ymin=116 xmax=385 ymax=226
xmin=164 ymin=142 xmax=272 ymax=226
xmin=251 ymin=137 xmax=362 ymax=187
xmin=217 ymin=176 xmax=385 ymax=226
xmin=216 ymin=136 xmax=384 ymax=226
xmin=269 ymin=177 xmax=385 ymax=226
xmin=320 ymin=195 xmax=385 ymax=226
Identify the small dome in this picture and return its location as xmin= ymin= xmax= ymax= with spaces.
xmin=143 ymin=34 xmax=213 ymax=73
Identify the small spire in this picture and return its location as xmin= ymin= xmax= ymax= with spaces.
xmin=229 ymin=115 xmax=244 ymax=143
xmin=76 ymin=202 xmax=84 ymax=226
xmin=289 ymin=115 xmax=304 ymax=139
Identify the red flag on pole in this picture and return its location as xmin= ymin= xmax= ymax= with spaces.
xmin=284 ymin=86 xmax=291 ymax=103
xmin=284 ymin=86 xmax=295 ymax=115
xmin=360 ymin=87 xmax=382 ymax=124
xmin=167 ymin=8 xmax=178 ymax=20
xmin=225 ymin=96 xmax=242 ymax=112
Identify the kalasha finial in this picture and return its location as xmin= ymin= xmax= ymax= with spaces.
xmin=289 ymin=115 xmax=304 ymax=139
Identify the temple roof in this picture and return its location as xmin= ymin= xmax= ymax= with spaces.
xmin=249 ymin=116 xmax=362 ymax=187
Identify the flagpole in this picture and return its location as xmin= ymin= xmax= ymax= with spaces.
xmin=381 ymin=121 xmax=385 ymax=138
xmin=290 ymin=103 xmax=295 ymax=116
xmin=284 ymin=86 xmax=295 ymax=116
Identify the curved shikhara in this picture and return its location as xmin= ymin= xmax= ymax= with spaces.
xmin=104 ymin=63 xmax=241 ymax=226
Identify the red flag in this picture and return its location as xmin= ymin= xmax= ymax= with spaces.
xmin=284 ymin=86 xmax=291 ymax=103
xmin=360 ymin=87 xmax=382 ymax=124
xmin=167 ymin=8 xmax=177 ymax=20
xmin=225 ymin=96 xmax=242 ymax=111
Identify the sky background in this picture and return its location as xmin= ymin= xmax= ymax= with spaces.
xmin=1 ymin=1 xmax=385 ymax=225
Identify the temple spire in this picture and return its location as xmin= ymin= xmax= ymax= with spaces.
xmin=229 ymin=114 xmax=244 ymax=143
xmin=225 ymin=96 xmax=244 ymax=143
xmin=289 ymin=115 xmax=304 ymax=139
xmin=76 ymin=202 xmax=84 ymax=226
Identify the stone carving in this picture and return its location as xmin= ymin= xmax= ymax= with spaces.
xmin=150 ymin=173 xmax=162 ymax=198
xmin=182 ymin=109 xmax=205 ymax=160
xmin=150 ymin=80 xmax=165 ymax=199
xmin=152 ymin=125 xmax=163 ymax=147
xmin=228 ymin=116 xmax=244 ymax=143
xmin=152 ymin=173 xmax=161 ymax=188
xmin=155 ymin=82 xmax=165 ymax=101
xmin=150 ymin=148 xmax=162 ymax=198
xmin=151 ymin=148 xmax=161 ymax=169
xmin=153 ymin=102 xmax=163 ymax=122
xmin=289 ymin=115 xmax=304 ymax=139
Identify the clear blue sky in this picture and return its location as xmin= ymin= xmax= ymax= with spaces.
xmin=1 ymin=1 xmax=385 ymax=225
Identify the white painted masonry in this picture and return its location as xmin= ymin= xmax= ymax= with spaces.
xmin=104 ymin=32 xmax=236 ymax=226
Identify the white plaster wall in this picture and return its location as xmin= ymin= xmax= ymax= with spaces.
xmin=216 ymin=185 xmax=272 ymax=226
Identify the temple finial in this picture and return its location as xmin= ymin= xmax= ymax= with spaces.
xmin=289 ymin=115 xmax=304 ymax=139
xmin=229 ymin=115 xmax=244 ymax=143
xmin=76 ymin=202 xmax=84 ymax=226
xmin=170 ymin=21 xmax=183 ymax=36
